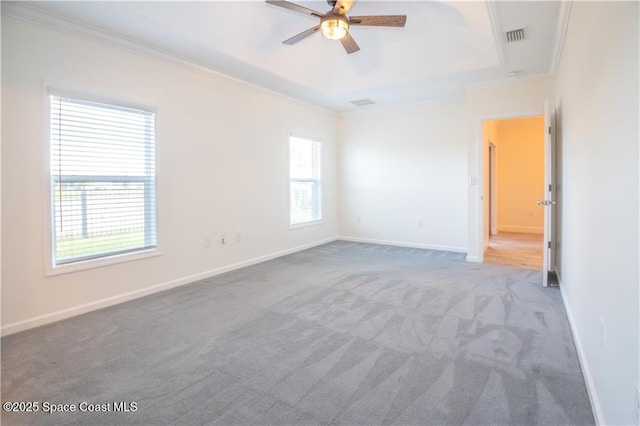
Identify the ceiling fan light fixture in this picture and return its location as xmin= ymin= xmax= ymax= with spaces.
xmin=320 ymin=15 xmax=349 ymax=40
xmin=268 ymin=0 xmax=407 ymax=54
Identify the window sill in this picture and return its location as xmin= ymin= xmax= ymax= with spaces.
xmin=45 ymin=248 xmax=162 ymax=277
xmin=289 ymin=220 xmax=324 ymax=230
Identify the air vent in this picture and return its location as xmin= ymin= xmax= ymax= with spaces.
xmin=350 ymin=99 xmax=376 ymax=107
xmin=505 ymin=28 xmax=525 ymax=43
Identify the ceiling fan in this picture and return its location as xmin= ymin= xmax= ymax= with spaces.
xmin=266 ymin=0 xmax=407 ymax=54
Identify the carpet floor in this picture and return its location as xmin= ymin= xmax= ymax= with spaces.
xmin=1 ymin=241 xmax=593 ymax=425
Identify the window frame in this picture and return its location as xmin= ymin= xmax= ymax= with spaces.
xmin=44 ymin=89 xmax=161 ymax=276
xmin=288 ymin=134 xmax=323 ymax=228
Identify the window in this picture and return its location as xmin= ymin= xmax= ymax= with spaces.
xmin=50 ymin=95 xmax=157 ymax=267
xmin=289 ymin=136 xmax=321 ymax=225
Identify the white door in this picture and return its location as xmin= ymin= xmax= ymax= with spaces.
xmin=540 ymin=100 xmax=557 ymax=287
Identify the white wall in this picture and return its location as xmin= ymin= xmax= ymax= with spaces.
xmin=338 ymin=99 xmax=467 ymax=252
xmin=466 ymin=76 xmax=555 ymax=261
xmin=1 ymin=17 xmax=338 ymax=333
xmin=555 ymin=2 xmax=639 ymax=424
xmin=337 ymin=77 xmax=554 ymax=259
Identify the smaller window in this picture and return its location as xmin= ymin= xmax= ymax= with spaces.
xmin=289 ymin=136 xmax=322 ymax=225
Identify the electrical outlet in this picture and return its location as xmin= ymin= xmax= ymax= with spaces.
xmin=418 ymin=219 xmax=424 ymax=228
xmin=235 ymin=232 xmax=241 ymax=243
xmin=203 ymin=237 xmax=212 ymax=248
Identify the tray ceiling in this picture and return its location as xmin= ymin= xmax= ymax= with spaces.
xmin=2 ymin=1 xmax=563 ymax=111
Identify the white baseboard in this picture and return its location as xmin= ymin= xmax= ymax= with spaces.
xmin=337 ymin=235 xmax=466 ymax=253
xmin=497 ymin=225 xmax=544 ymax=234
xmin=559 ymin=282 xmax=605 ymax=425
xmin=1 ymin=237 xmax=337 ymax=337
xmin=466 ymin=255 xmax=480 ymax=263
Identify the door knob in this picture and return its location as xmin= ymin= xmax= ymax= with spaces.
xmin=537 ymin=200 xmax=556 ymax=206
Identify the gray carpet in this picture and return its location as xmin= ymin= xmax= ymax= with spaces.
xmin=1 ymin=241 xmax=593 ymax=425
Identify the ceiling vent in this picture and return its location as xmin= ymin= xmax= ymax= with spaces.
xmin=350 ymin=99 xmax=376 ymax=107
xmin=505 ymin=28 xmax=525 ymax=43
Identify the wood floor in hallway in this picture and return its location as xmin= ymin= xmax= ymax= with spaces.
xmin=484 ymin=232 xmax=543 ymax=270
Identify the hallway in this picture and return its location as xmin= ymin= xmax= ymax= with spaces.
xmin=484 ymin=232 xmax=543 ymax=270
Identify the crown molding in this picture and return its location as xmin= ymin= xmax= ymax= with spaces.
xmin=486 ymin=0 xmax=507 ymax=65
xmin=2 ymin=2 xmax=163 ymax=57
xmin=468 ymin=72 xmax=554 ymax=92
xmin=550 ymin=0 xmax=573 ymax=74
xmin=1 ymin=1 xmax=339 ymax=114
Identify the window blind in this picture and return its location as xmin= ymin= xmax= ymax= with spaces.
xmin=50 ymin=95 xmax=157 ymax=265
xmin=290 ymin=136 xmax=321 ymax=224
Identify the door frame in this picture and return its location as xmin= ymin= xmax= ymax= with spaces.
xmin=472 ymin=109 xmax=542 ymax=263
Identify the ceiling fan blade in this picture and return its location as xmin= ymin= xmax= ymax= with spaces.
xmin=333 ymin=0 xmax=355 ymax=15
xmin=340 ymin=32 xmax=360 ymax=54
xmin=266 ymin=0 xmax=324 ymax=18
xmin=349 ymin=15 xmax=407 ymax=27
xmin=283 ymin=25 xmax=320 ymax=45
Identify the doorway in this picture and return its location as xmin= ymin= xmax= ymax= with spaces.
xmin=482 ymin=116 xmax=545 ymax=270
